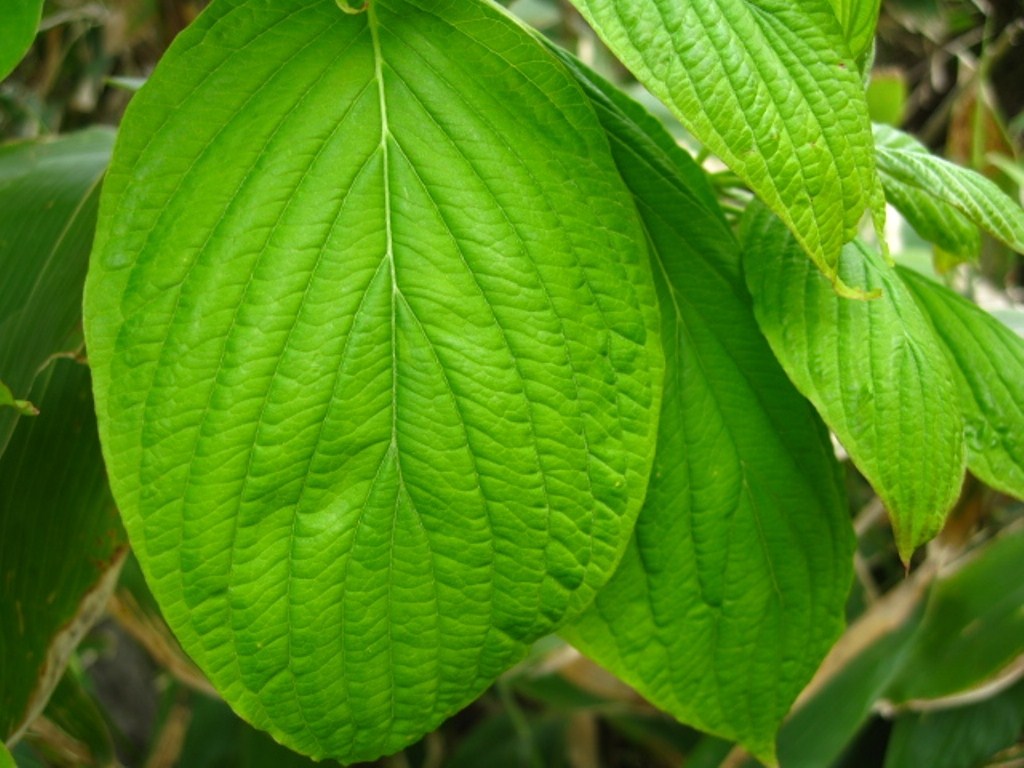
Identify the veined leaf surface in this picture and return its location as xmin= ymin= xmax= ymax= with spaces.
xmin=83 ymin=0 xmax=662 ymax=761
xmin=566 ymin=0 xmax=884 ymax=290
xmin=874 ymin=124 xmax=1024 ymax=257
xmin=742 ymin=207 xmax=965 ymax=561
xmin=827 ymin=0 xmax=881 ymax=66
xmin=556 ymin=55 xmax=854 ymax=766
xmin=899 ymin=267 xmax=1024 ymax=501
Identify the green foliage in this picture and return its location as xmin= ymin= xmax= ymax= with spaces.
xmin=84 ymin=0 xmax=661 ymax=760
xmin=772 ymin=526 xmax=1024 ymax=768
xmin=741 ymin=209 xmax=965 ymax=561
xmin=874 ymin=123 xmax=1024 ymax=263
xmin=0 ymin=130 xmax=124 ymax=744
xmin=0 ymin=0 xmax=43 ymax=81
xmin=2 ymin=0 xmax=1024 ymax=766
xmin=566 ymin=0 xmax=886 ymax=294
xmin=555 ymin=54 xmax=853 ymax=765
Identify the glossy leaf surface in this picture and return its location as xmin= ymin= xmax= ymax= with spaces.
xmin=899 ymin=267 xmax=1024 ymax=500
xmin=84 ymin=0 xmax=662 ymax=761
xmin=557 ymin=56 xmax=854 ymax=766
xmin=742 ymin=208 xmax=964 ymax=560
xmin=567 ymin=0 xmax=884 ymax=291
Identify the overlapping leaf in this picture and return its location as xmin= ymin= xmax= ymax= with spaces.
xmin=0 ymin=129 xmax=113 ymax=453
xmin=827 ymin=0 xmax=881 ymax=66
xmin=555 ymin=54 xmax=854 ymax=766
xmin=768 ymin=527 xmax=1024 ymax=768
xmin=83 ymin=0 xmax=662 ymax=761
xmin=0 ymin=0 xmax=43 ymax=80
xmin=875 ymin=123 xmax=1024 ymax=259
xmin=899 ymin=268 xmax=1024 ymax=499
xmin=0 ymin=360 xmax=124 ymax=743
xmin=741 ymin=208 xmax=965 ymax=560
xmin=0 ymin=131 xmax=123 ymax=743
xmin=566 ymin=0 xmax=884 ymax=291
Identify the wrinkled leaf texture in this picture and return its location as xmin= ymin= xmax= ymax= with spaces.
xmin=899 ymin=268 xmax=1024 ymax=501
xmin=84 ymin=0 xmax=662 ymax=761
xmin=874 ymin=124 xmax=1024 ymax=259
xmin=742 ymin=208 xmax=965 ymax=561
xmin=566 ymin=0 xmax=885 ymax=292
xmin=554 ymin=52 xmax=853 ymax=766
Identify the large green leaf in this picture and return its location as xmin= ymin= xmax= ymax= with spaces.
xmin=555 ymin=54 xmax=854 ymax=766
xmin=83 ymin=0 xmax=662 ymax=761
xmin=0 ymin=0 xmax=43 ymax=80
xmin=741 ymin=207 xmax=965 ymax=561
xmin=899 ymin=268 xmax=1024 ymax=500
xmin=0 ymin=128 xmax=114 ymax=454
xmin=874 ymin=124 xmax=1024 ymax=258
xmin=566 ymin=0 xmax=884 ymax=292
xmin=0 ymin=359 xmax=124 ymax=743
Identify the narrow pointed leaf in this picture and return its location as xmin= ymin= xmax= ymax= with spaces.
xmin=0 ymin=359 xmax=124 ymax=743
xmin=0 ymin=0 xmax=43 ymax=80
xmin=875 ymin=123 xmax=1024 ymax=257
xmin=84 ymin=0 xmax=662 ymax=762
xmin=884 ymin=679 xmax=1024 ymax=768
xmin=566 ymin=0 xmax=884 ymax=289
xmin=555 ymin=55 xmax=854 ymax=765
xmin=899 ymin=268 xmax=1024 ymax=499
xmin=0 ymin=131 xmax=123 ymax=742
xmin=0 ymin=129 xmax=113 ymax=454
xmin=741 ymin=207 xmax=965 ymax=560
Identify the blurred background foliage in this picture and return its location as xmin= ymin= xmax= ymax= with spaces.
xmin=2 ymin=0 xmax=1023 ymax=766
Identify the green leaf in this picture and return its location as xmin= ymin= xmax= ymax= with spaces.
xmin=0 ymin=742 xmax=13 ymax=768
xmin=884 ymin=679 xmax=1024 ymax=768
xmin=0 ymin=359 xmax=125 ymax=743
xmin=884 ymin=531 xmax=1024 ymax=704
xmin=566 ymin=0 xmax=884 ymax=291
xmin=0 ymin=0 xmax=43 ymax=80
xmin=874 ymin=124 xmax=1024 ymax=258
xmin=773 ymin=527 xmax=1024 ymax=768
xmin=741 ymin=207 xmax=965 ymax=561
xmin=827 ymin=0 xmax=881 ymax=65
xmin=898 ymin=268 xmax=1024 ymax=500
xmin=84 ymin=0 xmax=662 ymax=762
xmin=555 ymin=55 xmax=854 ymax=766
xmin=0 ymin=128 xmax=114 ymax=455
